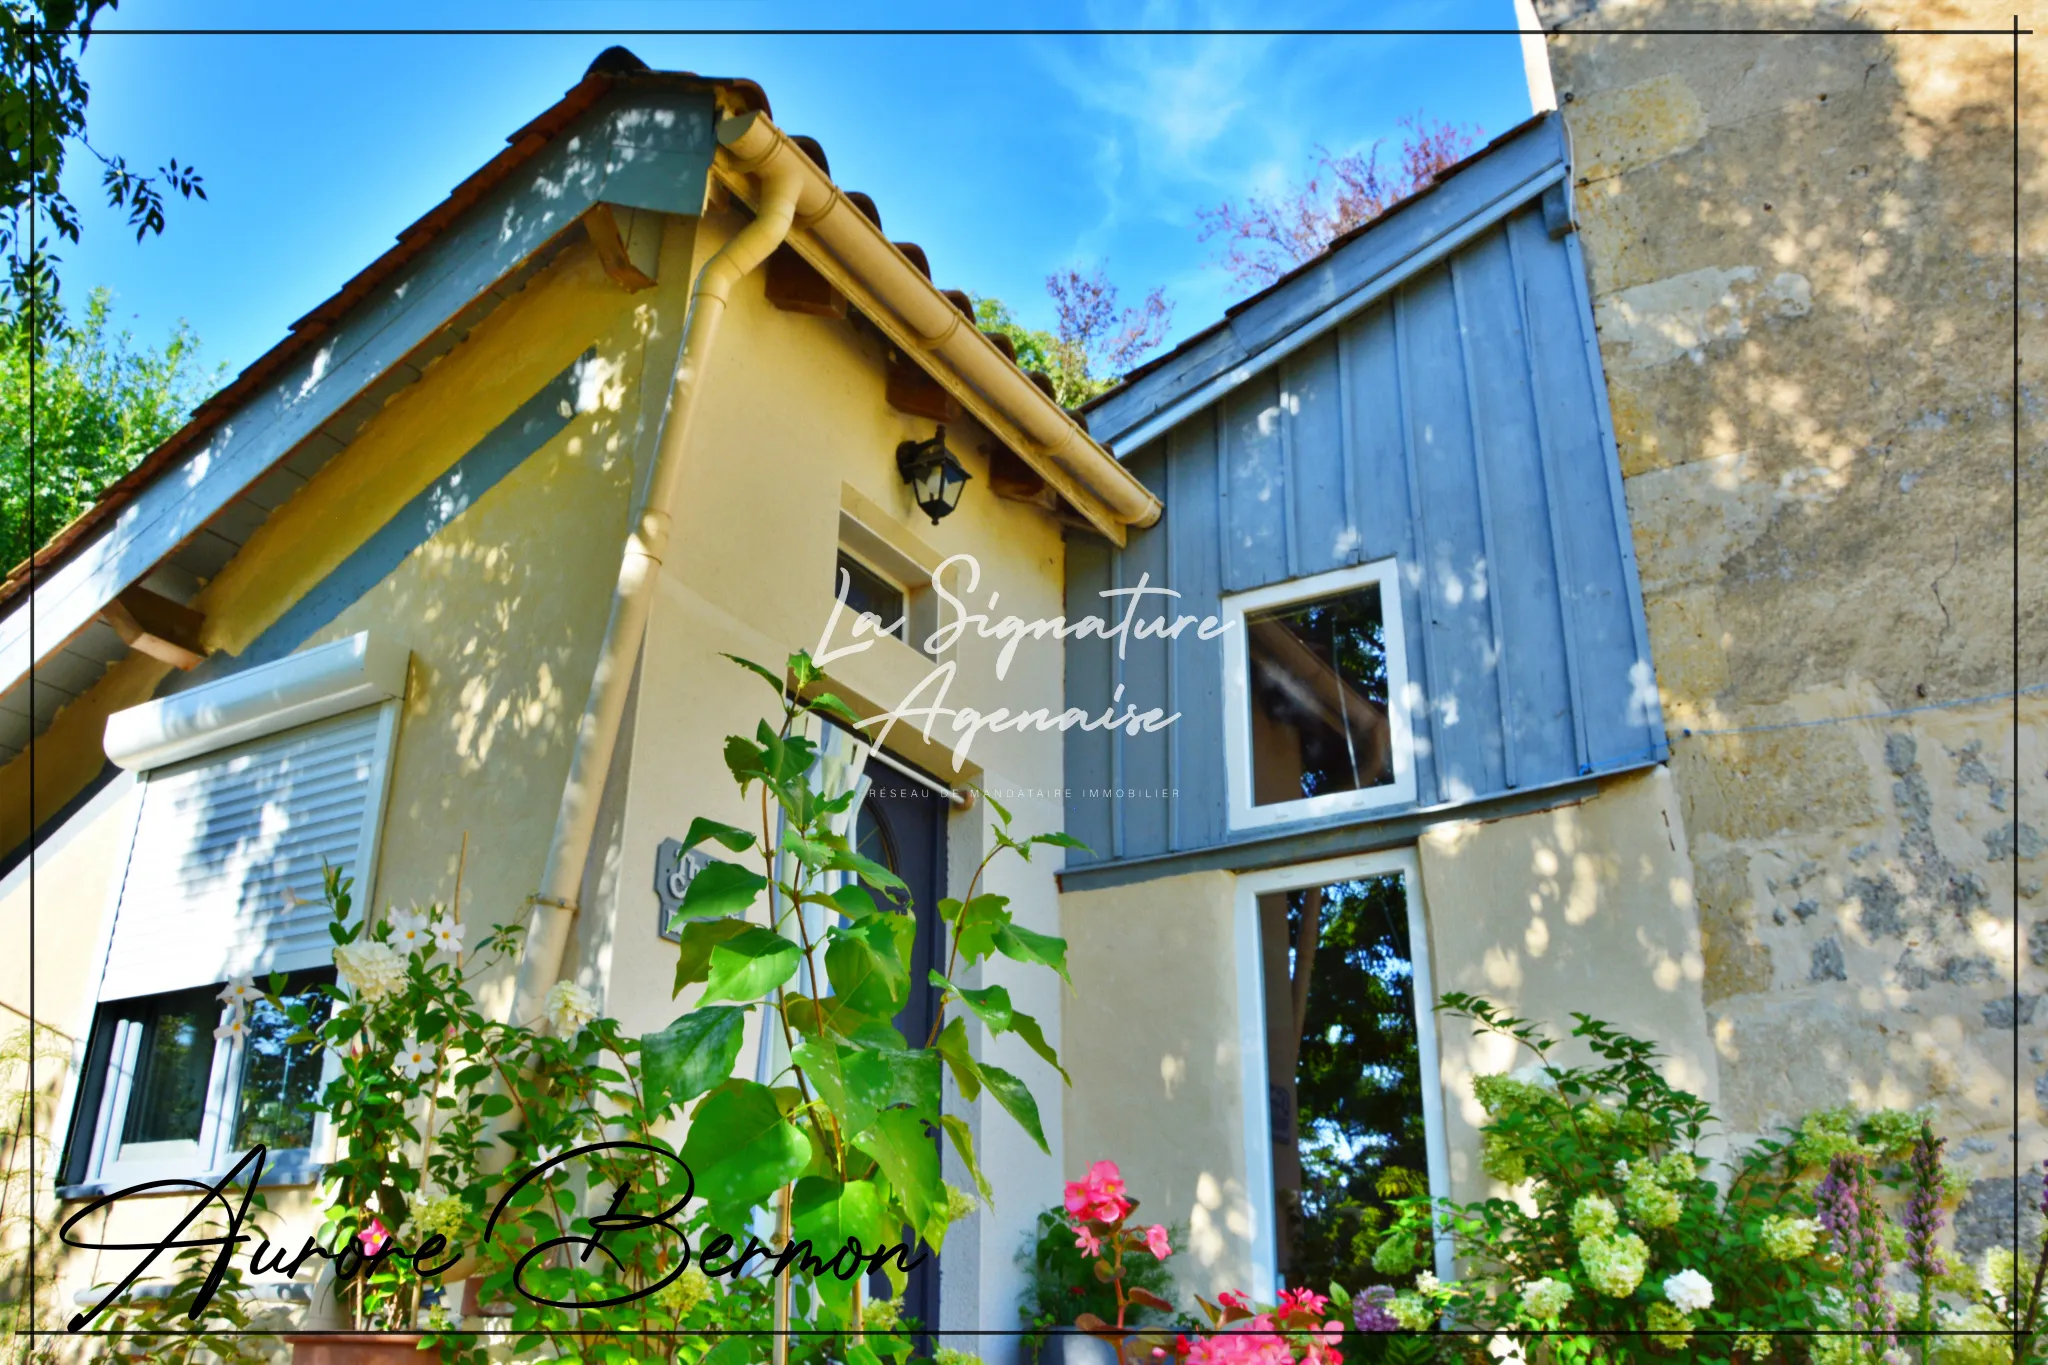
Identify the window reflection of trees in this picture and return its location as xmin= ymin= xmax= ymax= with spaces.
xmin=1262 ymin=874 xmax=1426 ymax=1291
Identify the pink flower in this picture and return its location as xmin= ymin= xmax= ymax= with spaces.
xmin=1279 ymin=1287 xmax=1330 ymax=1318
xmin=1145 ymin=1224 xmax=1173 ymax=1260
xmin=1065 ymin=1159 xmax=1133 ymax=1225
xmin=1218 ymin=1291 xmax=1251 ymax=1313
xmin=358 ymin=1217 xmax=390 ymax=1255
xmin=1075 ymin=1226 xmax=1103 ymax=1257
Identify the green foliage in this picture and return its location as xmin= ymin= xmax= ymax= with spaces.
xmin=1 ymin=288 xmax=220 ymax=570
xmin=1347 ymin=994 xmax=2048 ymax=1365
xmin=3 ymin=0 xmax=206 ymax=312
xmin=1 ymin=1022 xmax=70 ymax=1365
xmin=974 ymin=296 xmax=1092 ymax=407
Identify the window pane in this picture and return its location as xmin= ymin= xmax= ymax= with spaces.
xmin=123 ymin=987 xmax=220 ymax=1144
xmin=1259 ymin=875 xmax=1427 ymax=1289
xmin=835 ymin=551 xmax=906 ymax=640
xmin=1246 ymin=584 xmax=1392 ymax=806
xmin=232 ymin=975 xmax=334 ymax=1153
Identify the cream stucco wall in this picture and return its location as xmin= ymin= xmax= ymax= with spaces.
xmin=1059 ymin=869 xmax=1256 ymax=1300
xmin=1416 ymin=765 xmax=1716 ymax=1205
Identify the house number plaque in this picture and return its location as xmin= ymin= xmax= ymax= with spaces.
xmin=654 ymin=837 xmax=720 ymax=942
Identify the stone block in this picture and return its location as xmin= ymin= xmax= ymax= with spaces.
xmin=1568 ymin=73 xmax=1707 ymax=183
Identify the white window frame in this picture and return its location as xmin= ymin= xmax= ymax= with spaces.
xmin=1233 ymin=848 xmax=1451 ymax=1298
xmin=1219 ymin=558 xmax=1416 ymax=832
xmin=68 ymin=631 xmax=406 ymax=1192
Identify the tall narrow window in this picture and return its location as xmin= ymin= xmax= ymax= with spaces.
xmin=1257 ymin=869 xmax=1433 ymax=1290
xmin=1222 ymin=560 xmax=1413 ymax=830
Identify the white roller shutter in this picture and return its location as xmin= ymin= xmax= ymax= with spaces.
xmin=98 ymin=705 xmax=395 ymax=1002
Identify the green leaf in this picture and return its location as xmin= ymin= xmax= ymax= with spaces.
xmin=791 ymin=1176 xmax=888 ymax=1305
xmin=679 ymin=1080 xmax=813 ymax=1221
xmin=724 ymin=653 xmax=787 ymax=695
xmin=699 ymin=927 xmax=801 ymax=1005
xmin=978 ymin=1059 xmax=1048 ymax=1153
xmin=1028 ymin=831 xmax=1091 ymax=852
xmin=938 ymin=1113 xmax=992 ymax=1200
xmin=933 ymin=974 xmax=1015 ymax=1035
xmin=786 ymin=651 xmax=822 ymax=689
xmin=842 ymin=1042 xmax=941 ymax=1126
xmin=975 ymin=784 xmax=1013 ymax=825
xmin=806 ymin=691 xmax=864 ymax=727
xmin=677 ymin=861 xmax=768 ymax=922
xmin=933 ymin=1017 xmax=980 ymax=1101
xmin=825 ymin=917 xmax=910 ymax=1017
xmin=673 ymin=917 xmax=754 ymax=996
xmin=994 ymin=922 xmax=1071 ymax=984
xmin=724 ymin=736 xmax=769 ymax=788
xmin=1008 ymin=1008 xmax=1069 ymax=1084
xmin=853 ymin=1109 xmax=947 ymax=1249
xmin=640 ymin=1007 xmax=746 ymax=1111
xmin=681 ymin=817 xmax=757 ymax=855
xmin=829 ymin=884 xmax=881 ymax=920
xmin=792 ymin=1034 xmax=871 ymax=1138
xmin=950 ymin=893 xmax=1011 ymax=965
xmin=785 ymin=992 xmax=870 ymax=1040
xmin=827 ymin=846 xmax=908 ymax=896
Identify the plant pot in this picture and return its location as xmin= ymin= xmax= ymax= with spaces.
xmin=287 ymin=1333 xmax=442 ymax=1365
xmin=1048 ymin=1332 xmax=1120 ymax=1365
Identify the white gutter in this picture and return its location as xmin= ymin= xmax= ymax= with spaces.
xmin=509 ymin=111 xmax=807 ymax=1023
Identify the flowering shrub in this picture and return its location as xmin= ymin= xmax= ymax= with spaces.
xmin=1346 ymin=994 xmax=2048 ymax=1365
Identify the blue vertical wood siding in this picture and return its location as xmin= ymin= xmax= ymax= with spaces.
xmin=1062 ymin=140 xmax=1665 ymax=868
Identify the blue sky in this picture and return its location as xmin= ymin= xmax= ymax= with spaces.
xmin=58 ymin=1 xmax=1533 ymax=381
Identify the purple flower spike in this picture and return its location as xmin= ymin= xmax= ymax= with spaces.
xmin=1903 ymin=1126 xmax=1948 ymax=1280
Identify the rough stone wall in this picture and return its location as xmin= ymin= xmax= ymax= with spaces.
xmin=1536 ymin=0 xmax=2045 ymax=1250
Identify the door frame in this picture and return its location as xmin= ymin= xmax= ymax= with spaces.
xmin=1232 ymin=847 xmax=1452 ymax=1295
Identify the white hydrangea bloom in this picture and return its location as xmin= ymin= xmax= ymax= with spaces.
xmin=1664 ymin=1269 xmax=1714 ymax=1314
xmin=543 ymin=980 xmax=598 ymax=1034
xmin=334 ymin=940 xmax=407 ymax=1002
xmin=1519 ymin=1276 xmax=1572 ymax=1323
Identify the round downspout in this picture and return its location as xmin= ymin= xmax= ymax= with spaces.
xmin=509 ymin=111 xmax=807 ymax=1025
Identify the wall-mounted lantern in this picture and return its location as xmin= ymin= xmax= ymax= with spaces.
xmin=896 ymin=427 xmax=972 ymax=525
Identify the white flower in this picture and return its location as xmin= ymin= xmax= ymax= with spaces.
xmin=431 ymin=918 xmax=464 ymax=955
xmin=533 ymin=1142 xmax=564 ymax=1166
xmin=214 ymin=1010 xmax=250 ymax=1042
xmin=1415 ymin=1270 xmax=1440 ymax=1294
xmin=1486 ymin=1336 xmax=1526 ymax=1365
xmin=394 ymin=1038 xmax=436 ymax=1080
xmin=1663 ymin=1269 xmax=1715 ymax=1315
xmin=389 ymin=907 xmax=433 ymax=955
xmin=334 ymin=940 xmax=407 ymax=1002
xmin=1519 ymin=1276 xmax=1573 ymax=1323
xmin=218 ymin=977 xmax=258 ymax=1010
xmin=542 ymin=981 xmax=598 ymax=1034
